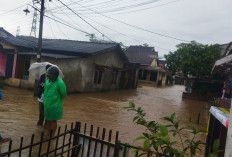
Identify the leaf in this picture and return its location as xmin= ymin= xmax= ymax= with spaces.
xmin=154 ymin=140 xmax=162 ymax=148
xmin=121 ymin=107 xmax=130 ymax=110
xmin=134 ymin=136 xmax=146 ymax=142
xmin=210 ymin=154 xmax=217 ymax=157
xmin=129 ymin=102 xmax=135 ymax=108
xmin=143 ymin=139 xmax=150 ymax=152
xmin=213 ymin=139 xmax=220 ymax=153
xmin=133 ymin=116 xmax=140 ymax=122
xmin=174 ymin=120 xmax=180 ymax=129
xmin=186 ymin=125 xmax=197 ymax=134
xmin=143 ymin=133 xmax=149 ymax=138
xmin=160 ymin=126 xmax=168 ymax=136
xmin=160 ymin=135 xmax=170 ymax=143
xmin=171 ymin=112 xmax=176 ymax=121
xmin=161 ymin=117 xmax=173 ymax=123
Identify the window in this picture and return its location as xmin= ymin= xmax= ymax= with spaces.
xmin=94 ymin=70 xmax=103 ymax=84
xmin=112 ymin=71 xmax=118 ymax=84
xmin=142 ymin=70 xmax=147 ymax=80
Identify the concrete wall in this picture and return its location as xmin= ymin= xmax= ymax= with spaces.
xmin=29 ymin=50 xmax=125 ymax=92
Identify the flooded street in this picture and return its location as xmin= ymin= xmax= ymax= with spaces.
xmin=0 ymin=85 xmax=209 ymax=156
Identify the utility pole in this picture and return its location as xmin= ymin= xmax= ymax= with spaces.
xmin=37 ymin=0 xmax=45 ymax=63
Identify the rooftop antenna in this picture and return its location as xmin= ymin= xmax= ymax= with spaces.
xmin=16 ymin=26 xmax=20 ymax=36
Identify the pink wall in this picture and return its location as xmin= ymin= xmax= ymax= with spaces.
xmin=0 ymin=52 xmax=7 ymax=77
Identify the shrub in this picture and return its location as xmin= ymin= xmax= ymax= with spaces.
xmin=122 ymin=102 xmax=206 ymax=157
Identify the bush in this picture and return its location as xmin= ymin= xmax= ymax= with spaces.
xmin=122 ymin=102 xmax=206 ymax=157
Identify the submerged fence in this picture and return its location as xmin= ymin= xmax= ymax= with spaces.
xmin=1 ymin=122 xmax=170 ymax=157
xmin=1 ymin=122 xmax=121 ymax=157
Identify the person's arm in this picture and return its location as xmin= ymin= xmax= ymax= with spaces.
xmin=59 ymin=80 xmax=67 ymax=99
xmin=38 ymin=75 xmax=45 ymax=87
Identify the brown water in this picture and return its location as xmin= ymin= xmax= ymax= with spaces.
xmin=0 ymin=85 xmax=210 ymax=156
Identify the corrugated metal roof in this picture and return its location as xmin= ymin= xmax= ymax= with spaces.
xmin=0 ymin=35 xmax=120 ymax=54
xmin=125 ymin=46 xmax=158 ymax=65
xmin=16 ymin=36 xmax=119 ymax=54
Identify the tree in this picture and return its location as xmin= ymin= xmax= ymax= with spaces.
xmin=164 ymin=41 xmax=221 ymax=78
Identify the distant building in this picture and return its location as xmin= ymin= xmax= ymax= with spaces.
xmin=0 ymin=28 xmax=139 ymax=92
xmin=125 ymin=46 xmax=166 ymax=86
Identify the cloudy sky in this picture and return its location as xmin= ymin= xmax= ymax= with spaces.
xmin=0 ymin=0 xmax=231 ymax=57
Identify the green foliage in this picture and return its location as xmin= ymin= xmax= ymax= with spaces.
xmin=210 ymin=139 xmax=223 ymax=157
xmin=164 ymin=41 xmax=221 ymax=78
xmin=122 ymin=102 xmax=206 ymax=157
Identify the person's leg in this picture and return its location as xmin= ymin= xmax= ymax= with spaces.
xmin=0 ymin=133 xmax=9 ymax=143
xmin=37 ymin=102 xmax=44 ymax=126
xmin=50 ymin=120 xmax=57 ymax=137
xmin=47 ymin=120 xmax=57 ymax=137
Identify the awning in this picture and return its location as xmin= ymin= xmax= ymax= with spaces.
xmin=212 ymin=54 xmax=232 ymax=74
xmin=209 ymin=106 xmax=229 ymax=128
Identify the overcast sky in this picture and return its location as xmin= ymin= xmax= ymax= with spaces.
xmin=0 ymin=0 xmax=231 ymax=57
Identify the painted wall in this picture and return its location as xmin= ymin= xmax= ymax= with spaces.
xmin=0 ymin=52 xmax=7 ymax=77
xmin=29 ymin=50 xmax=125 ymax=92
xmin=150 ymin=58 xmax=158 ymax=67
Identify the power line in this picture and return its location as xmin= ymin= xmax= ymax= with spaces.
xmin=0 ymin=3 xmax=31 ymax=16
xmin=29 ymin=3 xmax=90 ymax=36
xmin=70 ymin=0 xmax=189 ymax=43
xmin=57 ymin=0 xmax=113 ymax=42
xmin=51 ymin=1 xmax=85 ymax=32
xmin=110 ymin=0 xmax=180 ymax=15
xmin=47 ymin=2 xmax=70 ymax=39
xmin=44 ymin=14 xmax=91 ymax=36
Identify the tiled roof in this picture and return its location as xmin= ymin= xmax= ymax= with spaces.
xmin=125 ymin=46 xmax=158 ymax=65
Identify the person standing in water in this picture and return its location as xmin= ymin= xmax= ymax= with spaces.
xmin=44 ymin=66 xmax=67 ymax=137
xmin=37 ymin=64 xmax=51 ymax=127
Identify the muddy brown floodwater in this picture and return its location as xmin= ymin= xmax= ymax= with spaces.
xmin=0 ymin=85 xmax=210 ymax=156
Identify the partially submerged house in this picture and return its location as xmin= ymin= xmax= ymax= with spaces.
xmin=125 ymin=46 xmax=166 ymax=86
xmin=0 ymin=28 xmax=139 ymax=92
xmin=210 ymin=42 xmax=232 ymax=156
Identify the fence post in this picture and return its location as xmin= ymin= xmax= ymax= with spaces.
xmin=113 ymin=131 xmax=119 ymax=157
xmin=71 ymin=122 xmax=81 ymax=157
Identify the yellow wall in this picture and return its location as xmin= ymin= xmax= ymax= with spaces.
xmin=0 ymin=41 xmax=15 ymax=49
xmin=150 ymin=59 xmax=158 ymax=67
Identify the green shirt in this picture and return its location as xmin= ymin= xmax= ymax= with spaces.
xmin=44 ymin=77 xmax=67 ymax=120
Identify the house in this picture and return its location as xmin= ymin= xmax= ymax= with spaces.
xmin=210 ymin=42 xmax=232 ymax=156
xmin=125 ymin=46 xmax=166 ymax=86
xmin=0 ymin=28 xmax=139 ymax=92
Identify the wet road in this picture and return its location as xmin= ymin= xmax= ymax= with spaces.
xmin=0 ymin=85 xmax=209 ymax=156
